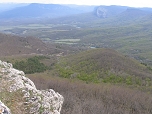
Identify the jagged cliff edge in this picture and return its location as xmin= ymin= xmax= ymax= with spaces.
xmin=0 ymin=60 xmax=64 ymax=114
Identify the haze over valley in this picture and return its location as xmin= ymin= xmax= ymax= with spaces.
xmin=1 ymin=2 xmax=152 ymax=114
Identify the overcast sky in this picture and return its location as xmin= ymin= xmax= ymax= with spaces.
xmin=0 ymin=0 xmax=152 ymax=8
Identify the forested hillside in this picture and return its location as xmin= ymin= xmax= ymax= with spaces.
xmin=1 ymin=3 xmax=152 ymax=114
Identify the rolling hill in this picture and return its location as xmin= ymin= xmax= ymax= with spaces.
xmin=56 ymin=48 xmax=152 ymax=83
xmin=38 ymin=8 xmax=152 ymax=66
xmin=0 ymin=33 xmax=76 ymax=56
xmin=1 ymin=3 xmax=152 ymax=114
xmin=1 ymin=4 xmax=152 ymax=67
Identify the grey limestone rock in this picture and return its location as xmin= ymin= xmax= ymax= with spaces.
xmin=0 ymin=60 xmax=64 ymax=114
xmin=0 ymin=100 xmax=11 ymax=114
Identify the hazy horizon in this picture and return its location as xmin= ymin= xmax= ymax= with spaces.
xmin=0 ymin=0 xmax=152 ymax=8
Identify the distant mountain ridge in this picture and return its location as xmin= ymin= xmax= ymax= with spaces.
xmin=0 ymin=3 xmax=28 ymax=13
xmin=94 ymin=5 xmax=152 ymax=18
xmin=47 ymin=6 xmax=152 ymax=27
xmin=0 ymin=3 xmax=94 ymax=19
xmin=1 ymin=3 xmax=152 ymax=20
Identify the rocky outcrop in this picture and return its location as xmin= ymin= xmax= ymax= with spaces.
xmin=0 ymin=100 xmax=11 ymax=114
xmin=95 ymin=6 xmax=107 ymax=18
xmin=0 ymin=60 xmax=64 ymax=114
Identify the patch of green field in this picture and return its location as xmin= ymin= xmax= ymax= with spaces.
xmin=55 ymin=39 xmax=80 ymax=44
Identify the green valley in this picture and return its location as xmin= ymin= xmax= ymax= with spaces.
xmin=1 ymin=4 xmax=152 ymax=114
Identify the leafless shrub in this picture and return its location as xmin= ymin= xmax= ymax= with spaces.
xmin=29 ymin=75 xmax=152 ymax=114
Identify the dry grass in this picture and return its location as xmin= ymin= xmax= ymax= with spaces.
xmin=28 ymin=74 xmax=152 ymax=114
xmin=0 ymin=76 xmax=27 ymax=114
xmin=0 ymin=33 xmax=73 ymax=56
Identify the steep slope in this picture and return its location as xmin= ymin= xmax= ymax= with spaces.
xmin=0 ymin=60 xmax=64 ymax=114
